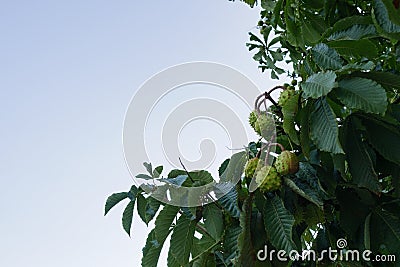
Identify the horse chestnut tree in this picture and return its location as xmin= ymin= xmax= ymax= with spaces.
xmin=105 ymin=0 xmax=400 ymax=266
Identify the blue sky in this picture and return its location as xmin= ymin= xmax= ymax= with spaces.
xmin=0 ymin=1 xmax=289 ymax=266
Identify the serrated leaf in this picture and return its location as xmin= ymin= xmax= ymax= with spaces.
xmin=137 ymin=195 xmax=161 ymax=225
xmin=374 ymin=0 xmax=400 ymax=34
xmin=351 ymin=71 xmax=400 ymax=91
xmin=337 ymin=61 xmax=376 ymax=73
xmin=328 ymin=39 xmax=378 ymax=59
xmin=237 ymin=196 xmax=256 ymax=267
xmin=263 ymin=195 xmax=296 ymax=253
xmin=359 ymin=114 xmax=400 ymax=165
xmin=327 ymin=24 xmax=376 ymax=41
xmin=343 ymin=117 xmax=381 ymax=193
xmin=282 ymin=93 xmax=300 ymax=144
xmin=284 ymin=162 xmax=329 ymax=209
xmin=217 ymin=187 xmax=241 ymax=218
xmin=222 ymin=222 xmax=241 ymax=264
xmin=301 ymin=71 xmax=337 ymax=99
xmin=167 ymin=215 xmax=197 ymax=267
xmin=104 ymin=192 xmax=128 ymax=215
xmin=312 ymin=43 xmax=343 ymax=70
xmin=142 ymin=205 xmax=180 ymax=267
xmin=336 ymin=78 xmax=388 ymax=115
xmin=204 ymin=204 xmax=224 ymax=240
xmin=122 ymin=200 xmax=135 ymax=236
xmin=310 ymin=98 xmax=344 ymax=154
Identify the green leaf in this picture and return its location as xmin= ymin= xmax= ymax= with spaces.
xmin=327 ymin=24 xmax=376 ymax=41
xmin=220 ymin=151 xmax=247 ymax=183
xmin=122 ymin=200 xmax=135 ymax=236
xmin=137 ymin=195 xmax=161 ymax=225
xmin=222 ymin=221 xmax=242 ymax=264
xmin=263 ymin=195 xmax=296 ymax=253
xmin=282 ymin=92 xmax=300 ymax=144
xmin=302 ymin=18 xmax=322 ymax=45
xmin=330 ymin=15 xmax=374 ymax=34
xmin=371 ymin=209 xmax=400 ymax=257
xmin=218 ymin=158 xmax=230 ymax=177
xmin=328 ymin=39 xmax=378 ymax=59
xmin=167 ymin=215 xmax=197 ymax=267
xmin=374 ymin=0 xmax=400 ymax=34
xmin=351 ymin=71 xmax=400 ymax=91
xmin=336 ymin=78 xmax=388 ymax=115
xmin=217 ymin=188 xmax=241 ymax=218
xmin=203 ymin=204 xmax=224 ymax=240
xmin=284 ymin=162 xmax=329 ymax=209
xmin=337 ymin=61 xmax=376 ymax=73
xmin=241 ymin=0 xmax=257 ymax=8
xmin=311 ymin=43 xmax=343 ymax=70
xmin=143 ymin=162 xmax=153 ymax=175
xmin=310 ymin=98 xmax=344 ymax=154
xmin=142 ymin=205 xmax=180 ymax=267
xmin=237 ymin=196 xmax=256 ymax=267
xmin=359 ymin=114 xmax=400 ymax=165
xmin=153 ymin=166 xmax=163 ymax=178
xmin=301 ymin=71 xmax=337 ymax=99
xmin=298 ymin=101 xmax=313 ymax=158
xmin=104 ymin=192 xmax=128 ymax=215
xmin=343 ymin=117 xmax=381 ymax=193
xmin=135 ymin=173 xmax=153 ymax=180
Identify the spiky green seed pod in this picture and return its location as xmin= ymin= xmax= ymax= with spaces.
xmin=278 ymin=89 xmax=295 ymax=107
xmin=249 ymin=111 xmax=258 ymax=132
xmin=249 ymin=111 xmax=275 ymax=138
xmin=255 ymin=166 xmax=282 ymax=192
xmin=244 ymin=158 xmax=260 ymax=178
xmin=274 ymin=150 xmax=299 ymax=175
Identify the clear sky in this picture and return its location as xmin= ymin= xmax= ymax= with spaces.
xmin=0 ymin=1 xmax=289 ymax=266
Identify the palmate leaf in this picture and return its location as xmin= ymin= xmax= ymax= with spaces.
xmin=343 ymin=116 xmax=381 ymax=194
xmin=167 ymin=215 xmax=197 ymax=267
xmin=311 ymin=43 xmax=343 ymax=70
xmin=301 ymin=71 xmax=337 ymax=99
xmin=282 ymin=92 xmax=300 ymax=144
xmin=336 ymin=78 xmax=388 ymax=115
xmin=142 ymin=205 xmax=180 ymax=267
xmin=310 ymin=98 xmax=344 ymax=154
xmin=263 ymin=195 xmax=296 ymax=254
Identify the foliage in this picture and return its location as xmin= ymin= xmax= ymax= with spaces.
xmin=106 ymin=0 xmax=400 ymax=266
